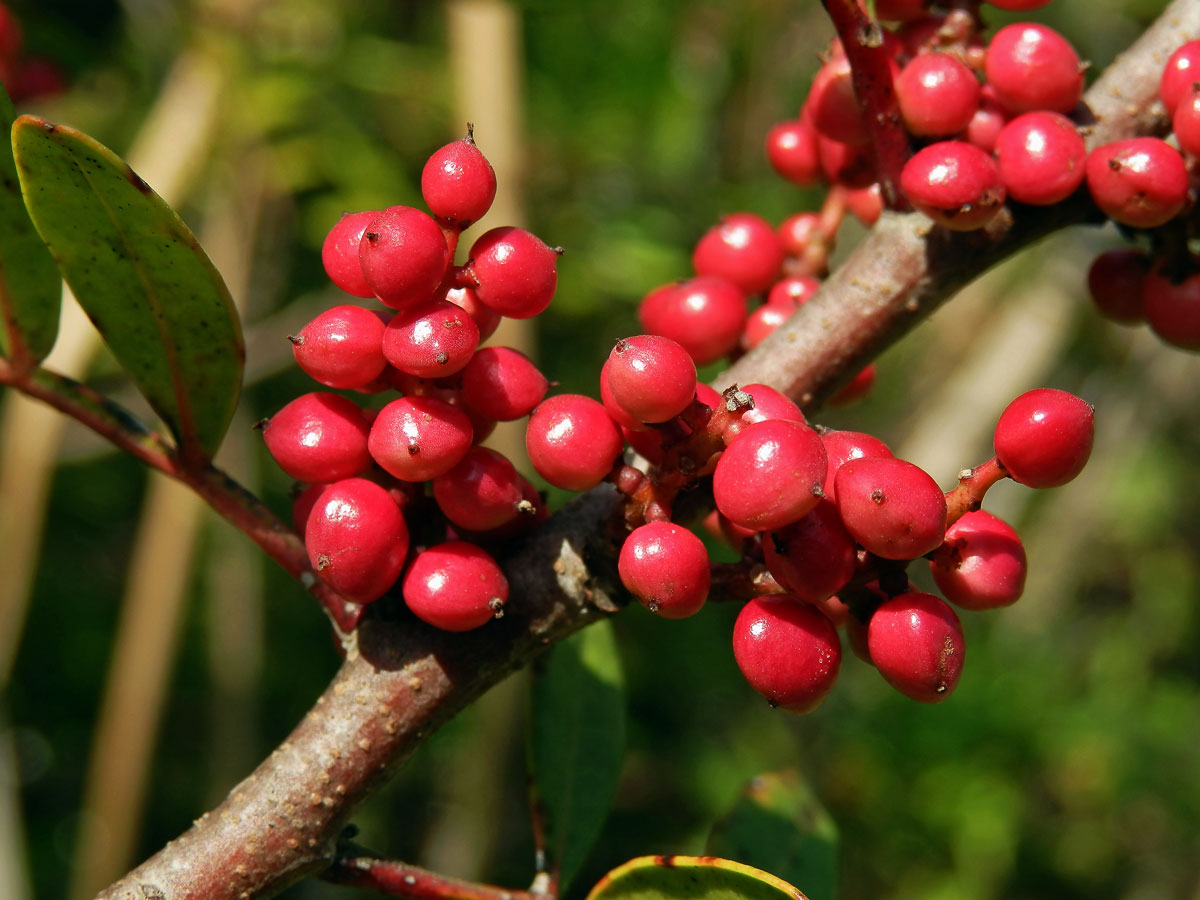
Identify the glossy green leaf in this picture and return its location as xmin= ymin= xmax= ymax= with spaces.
xmin=529 ymin=618 xmax=626 ymax=892
xmin=706 ymin=770 xmax=838 ymax=900
xmin=0 ymin=91 xmax=60 ymax=368
xmin=12 ymin=115 xmax=243 ymax=463
xmin=585 ymin=855 xmax=811 ymax=900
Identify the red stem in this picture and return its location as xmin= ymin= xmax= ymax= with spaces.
xmin=943 ymin=456 xmax=1009 ymax=527
xmin=324 ymin=856 xmax=541 ymax=900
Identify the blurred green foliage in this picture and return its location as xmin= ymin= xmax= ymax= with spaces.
xmin=2 ymin=1 xmax=1198 ymax=900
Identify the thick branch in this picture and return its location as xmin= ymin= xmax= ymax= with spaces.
xmin=95 ymin=3 xmax=1200 ymax=898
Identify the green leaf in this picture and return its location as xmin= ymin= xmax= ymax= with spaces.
xmin=0 ymin=90 xmax=61 ymax=368
xmin=529 ymin=618 xmax=626 ymax=892
xmin=585 ymin=855 xmax=811 ymax=900
xmin=12 ymin=114 xmax=243 ymax=463
xmin=706 ymin=770 xmax=838 ymax=900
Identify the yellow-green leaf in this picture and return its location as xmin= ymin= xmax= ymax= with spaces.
xmin=585 ymin=855 xmax=811 ymax=900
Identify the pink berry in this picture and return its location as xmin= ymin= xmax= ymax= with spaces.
xmin=1160 ymin=40 xmax=1200 ymax=112
xmin=444 ymin=285 xmax=502 ymax=341
xmin=402 ymin=541 xmax=507 ymax=631
xmin=842 ymin=183 xmax=884 ymax=227
xmin=432 ymin=447 xmax=526 ymax=532
xmin=931 ymin=510 xmax=1027 ymax=610
xmin=358 ymin=206 xmax=450 ymax=309
xmin=895 ymin=52 xmax=981 ymax=137
xmin=985 ymin=23 xmax=1084 ymax=115
xmin=762 ymin=499 xmax=857 ymax=604
xmin=525 ymin=394 xmax=623 ymax=491
xmin=1087 ymin=249 xmax=1148 ymax=324
xmin=1140 ymin=266 xmax=1200 ymax=351
xmin=602 ymin=335 xmax=697 ymax=425
xmin=1085 ymin=138 xmax=1188 ymax=229
xmin=742 ymin=303 xmax=791 ymax=351
xmin=466 ymin=226 xmax=559 ymax=319
xmin=993 ymin=388 xmax=1094 ymax=488
xmin=368 ymin=395 xmax=473 ymax=482
xmin=963 ymin=89 xmax=1009 ymax=154
xmin=821 ymin=429 xmax=893 ymax=504
xmin=732 ymin=595 xmax=842 ymax=713
xmin=1172 ymin=91 xmax=1200 ymax=157
xmin=994 ymin=112 xmax=1086 ymax=206
xmin=381 ymin=299 xmax=480 ymax=378
xmin=321 ymin=211 xmax=378 ymax=298
xmin=818 ymin=134 xmax=877 ymax=188
xmin=900 ymin=140 xmax=1006 ymax=231
xmin=806 ymin=55 xmax=870 ymax=146
xmin=305 ymin=478 xmax=410 ymax=604
xmin=713 ymin=418 xmax=827 ymax=531
xmin=867 ymin=591 xmax=965 ymax=703
xmin=459 ymin=346 xmax=549 ymax=421
xmin=290 ymin=304 xmax=387 ymax=390
xmin=638 ymin=277 xmax=748 ymax=365
xmin=765 ymin=120 xmax=822 ymax=186
xmin=766 ymin=276 xmax=821 ymax=308
xmin=777 ymin=212 xmax=822 ymax=257
xmin=692 ymin=213 xmax=785 ymax=296
xmin=263 ymin=392 xmax=371 ymax=483
xmin=835 ymin=456 xmax=946 ymax=560
xmin=618 ymin=522 xmax=710 ymax=618
xmin=420 ymin=132 xmax=497 ymax=226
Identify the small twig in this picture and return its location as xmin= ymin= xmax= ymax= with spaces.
xmin=324 ymin=855 xmax=540 ymax=900
xmin=943 ymin=456 xmax=1008 ymax=527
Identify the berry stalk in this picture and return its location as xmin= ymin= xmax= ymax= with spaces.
xmin=323 ymin=853 xmax=543 ymax=900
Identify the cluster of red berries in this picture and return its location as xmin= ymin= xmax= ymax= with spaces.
xmin=1084 ymin=40 xmax=1200 ymax=351
xmin=0 ymin=3 xmax=65 ymax=104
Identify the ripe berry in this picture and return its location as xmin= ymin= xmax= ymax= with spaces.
xmin=875 ymin=0 xmax=931 ymax=22
xmin=765 ymin=119 xmax=822 ymax=186
xmin=445 ymin=285 xmax=502 ymax=341
xmin=818 ymin=135 xmax=876 ymax=188
xmin=713 ymin=418 xmax=826 ymax=531
xmin=732 ymin=595 xmax=842 ymax=713
xmin=1160 ymin=40 xmax=1200 ymax=112
xmin=766 ymin=275 xmax=821 ymax=308
xmin=1171 ymin=91 xmax=1200 ymax=158
xmin=762 ymin=499 xmax=857 ymax=604
xmin=835 ymin=456 xmax=946 ymax=560
xmin=931 ymin=510 xmax=1027 ymax=610
xmin=692 ymin=213 xmax=785 ymax=296
xmin=368 ymin=395 xmax=473 ymax=482
xmin=459 ymin=346 xmax=549 ymax=421
xmin=900 ymin=141 xmax=1006 ymax=231
xmin=777 ymin=212 xmax=822 ymax=257
xmin=526 ymin=394 xmax=623 ymax=491
xmin=420 ymin=131 xmax=497 ymax=226
xmin=321 ymin=211 xmax=378 ymax=298
xmin=867 ymin=591 xmax=965 ymax=703
xmin=821 ymin=429 xmax=893 ymax=504
xmin=263 ymin=392 xmax=372 ymax=483
xmin=290 ymin=304 xmax=387 ymax=390
xmin=466 ymin=226 xmax=559 ymax=319
xmin=1085 ymin=138 xmax=1188 ymax=229
xmin=895 ymin=52 xmax=981 ymax=137
xmin=843 ymin=183 xmax=884 ymax=227
xmin=722 ymin=382 xmax=805 ymax=443
xmin=618 ymin=522 xmax=710 ymax=618
xmin=381 ymin=298 xmax=480 ymax=378
xmin=993 ymin=112 xmax=1086 ymax=206
xmin=993 ymin=388 xmax=1094 ymax=488
xmin=806 ymin=55 xmax=870 ymax=146
xmin=402 ymin=541 xmax=507 ymax=631
xmin=1087 ymin=248 xmax=1148 ymax=324
xmin=828 ymin=365 xmax=876 ymax=407
xmin=1140 ymin=266 xmax=1200 ymax=351
xmin=358 ymin=206 xmax=450 ymax=309
xmin=985 ymin=24 xmax=1084 ymax=115
xmin=433 ymin=447 xmax=526 ymax=532
xmin=602 ymin=335 xmax=697 ymax=425
xmin=984 ymin=0 xmax=1052 ymax=8
xmin=963 ymin=89 xmax=1009 ymax=154
xmin=305 ymin=478 xmax=410 ymax=604
xmin=638 ymin=277 xmax=748 ymax=365
xmin=742 ymin=303 xmax=791 ymax=351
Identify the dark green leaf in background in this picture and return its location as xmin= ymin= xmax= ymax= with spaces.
xmin=0 ymin=90 xmax=61 ymax=369
xmin=706 ymin=770 xmax=838 ymax=900
xmin=529 ymin=618 xmax=626 ymax=892
xmin=584 ymin=855 xmax=811 ymax=900
xmin=12 ymin=115 xmax=243 ymax=463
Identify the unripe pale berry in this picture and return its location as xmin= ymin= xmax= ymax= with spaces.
xmin=867 ymin=591 xmax=965 ymax=703
xmin=358 ymin=205 xmax=450 ymax=309
xmin=290 ymin=304 xmax=387 ymax=390
xmin=459 ymin=346 xmax=549 ymax=421
xmin=602 ymin=335 xmax=697 ymax=424
xmin=692 ymin=213 xmax=785 ymax=296
xmin=420 ymin=132 xmax=497 ymax=226
xmin=321 ymin=211 xmax=378 ymax=298
xmin=368 ymin=395 xmax=473 ymax=482
xmin=713 ymin=418 xmax=827 ymax=531
xmin=305 ymin=478 xmax=410 ymax=604
xmin=1085 ymin=138 xmax=1188 ymax=229
xmin=931 ymin=510 xmax=1027 ymax=610
xmin=835 ymin=456 xmax=946 ymax=560
xmin=381 ymin=298 xmax=480 ymax=378
xmin=732 ymin=595 xmax=842 ymax=713
xmin=402 ymin=541 xmax=507 ymax=631
xmin=525 ymin=394 xmax=623 ymax=491
xmin=618 ymin=522 xmax=710 ymax=618
xmin=993 ymin=388 xmax=1094 ymax=488
xmin=263 ymin=392 xmax=372 ymax=484
xmin=466 ymin=226 xmax=559 ymax=319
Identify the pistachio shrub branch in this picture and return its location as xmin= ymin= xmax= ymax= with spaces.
xmin=95 ymin=3 xmax=1199 ymax=898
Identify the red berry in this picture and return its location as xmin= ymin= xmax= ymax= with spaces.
xmin=368 ymin=396 xmax=473 ymax=482
xmin=835 ymin=456 xmax=946 ymax=560
xmin=985 ymin=23 xmax=1084 ymax=115
xmin=963 ymin=88 xmax=1009 ymax=154
xmin=742 ymin=303 xmax=791 ymax=351
xmin=445 ymin=285 xmax=502 ymax=341
xmin=602 ymin=335 xmax=697 ymax=425
xmin=292 ymin=482 xmax=326 ymax=534
xmin=381 ymin=299 xmax=480 ymax=378
xmin=305 ymin=478 xmax=410 ymax=604
xmin=420 ymin=132 xmax=497 ymax=226
xmin=459 ymin=346 xmax=549 ymax=421
xmin=1087 ymin=248 xmax=1148 ymax=324
xmin=432 ymin=447 xmax=526 ymax=532
xmin=828 ymin=364 xmax=876 ymax=407
xmin=821 ymin=429 xmax=893 ymax=504
xmin=639 ymin=277 xmax=748 ymax=365
xmin=732 ymin=595 xmax=842 ymax=713
xmin=895 ymin=53 xmax=981 ymax=138
xmin=359 ymin=206 xmax=450 ymax=309
xmin=765 ymin=120 xmax=822 ymax=186
xmin=692 ymin=213 xmax=784 ymax=296
xmin=762 ymin=500 xmax=857 ymax=604
xmin=1160 ymin=40 xmax=1200 ymax=112
xmin=1140 ymin=266 xmax=1200 ymax=351
xmin=525 ymin=394 xmax=623 ymax=491
xmin=466 ymin=226 xmax=559 ymax=319
xmin=1085 ymin=138 xmax=1188 ymax=229
xmin=994 ymin=111 xmax=1086 ymax=206
xmin=931 ymin=510 xmax=1027 ymax=610
xmin=806 ymin=55 xmax=870 ymax=146
xmin=263 ymin=392 xmax=371 ymax=483
xmin=402 ymin=541 xmax=507 ymax=631
xmin=619 ymin=522 xmax=710 ymax=619
xmin=321 ymin=211 xmax=378 ymax=298
xmin=867 ymin=591 xmax=965 ymax=703
xmin=818 ymin=135 xmax=877 ymax=189
xmin=900 ymin=140 xmax=1006 ymax=231
xmin=842 ymin=183 xmax=884 ymax=227
xmin=1171 ymin=90 xmax=1200 ymax=158
xmin=290 ymin=304 xmax=387 ymax=390
xmin=993 ymin=388 xmax=1094 ymax=488
xmin=777 ymin=212 xmax=822 ymax=257
xmin=713 ymin=419 xmax=827 ymax=531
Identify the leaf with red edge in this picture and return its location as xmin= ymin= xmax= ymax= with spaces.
xmin=584 ymin=855 xmax=811 ymax=900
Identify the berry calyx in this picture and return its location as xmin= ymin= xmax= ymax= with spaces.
xmin=992 ymin=388 xmax=1094 ymax=488
xmin=402 ymin=541 xmax=508 ymax=631
xmin=732 ymin=595 xmax=842 ymax=713
xmin=618 ymin=522 xmax=710 ymax=618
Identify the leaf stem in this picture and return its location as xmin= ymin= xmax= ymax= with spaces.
xmin=324 ymin=855 xmax=540 ymax=900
